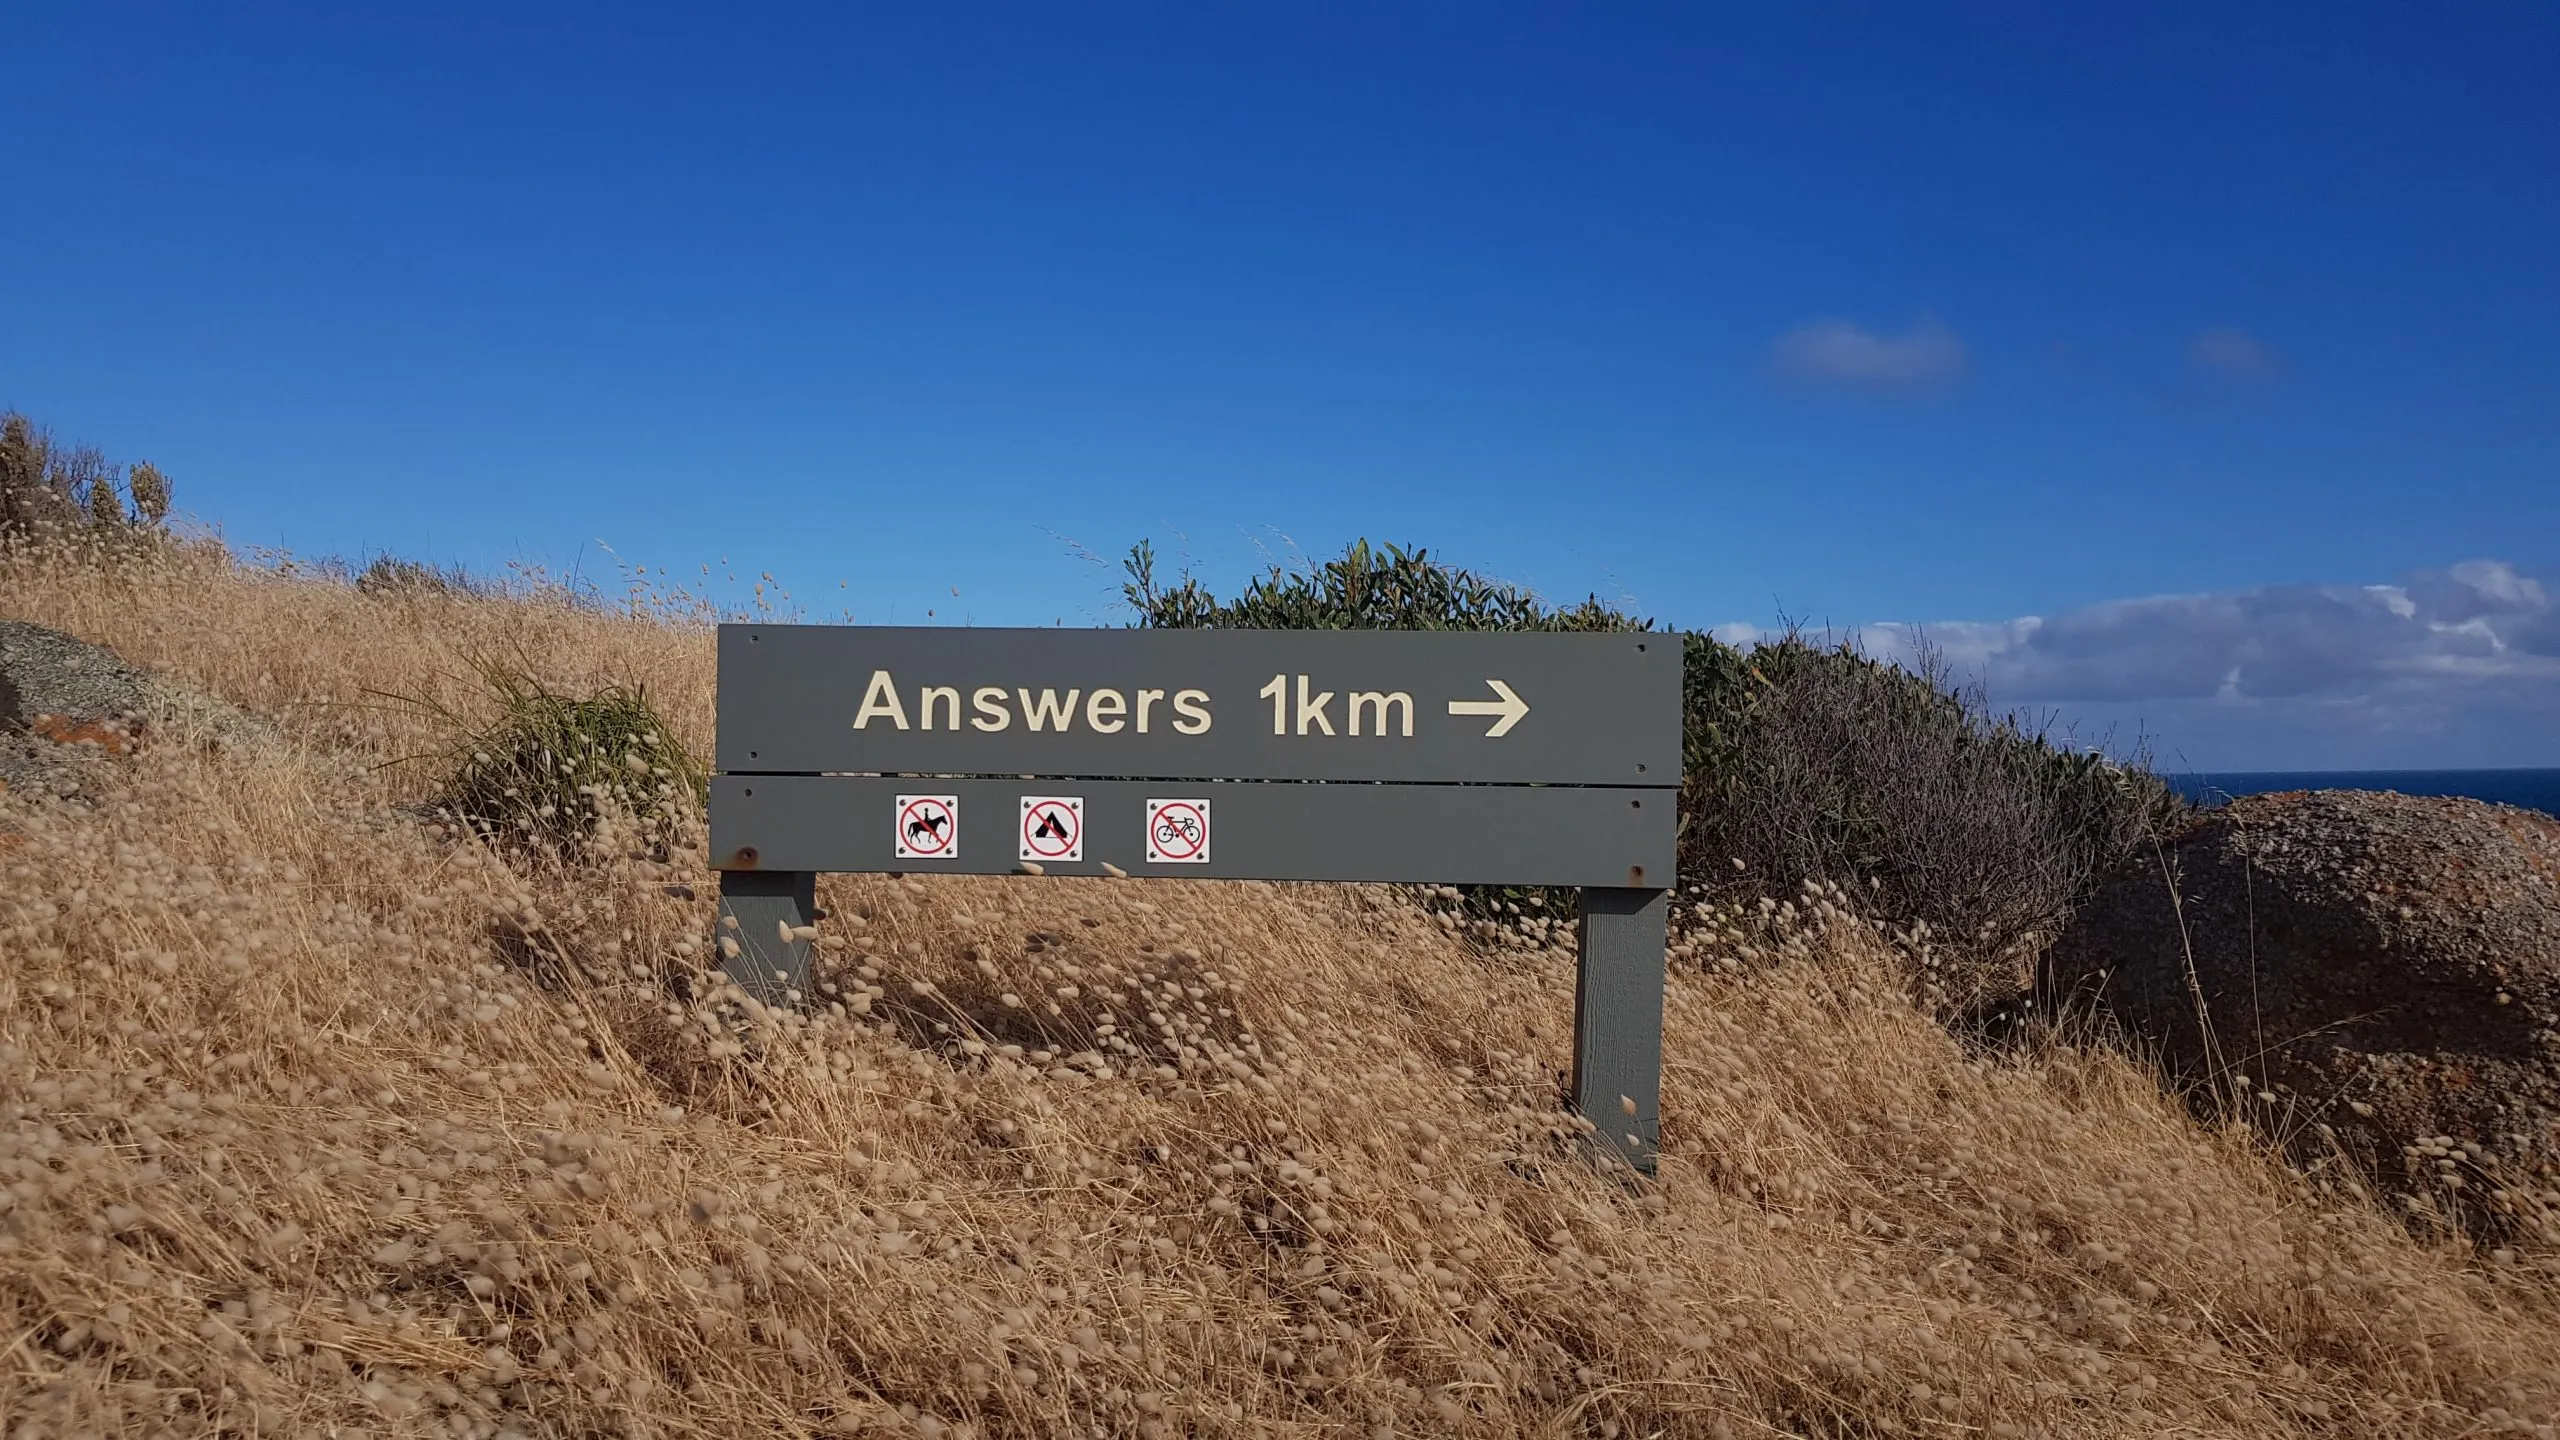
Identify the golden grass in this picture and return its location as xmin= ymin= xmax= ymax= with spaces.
xmin=2 ymin=538 xmax=2556 ymax=1438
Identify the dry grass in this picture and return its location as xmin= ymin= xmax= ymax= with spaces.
xmin=2 ymin=538 xmax=2557 ymax=1439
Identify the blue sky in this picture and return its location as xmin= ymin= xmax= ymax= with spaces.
xmin=4 ymin=3 xmax=2555 ymax=768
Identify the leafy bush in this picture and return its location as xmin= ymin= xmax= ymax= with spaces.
xmin=408 ymin=662 xmax=705 ymax=856
xmin=127 ymin=461 xmax=171 ymax=525
xmin=1124 ymin=538 xmax=2178 ymax=996
xmin=1125 ymin=538 xmax=1637 ymax=633
xmin=356 ymin=552 xmax=477 ymax=599
xmin=1680 ymin=631 xmax=2180 ymax=1008
xmin=0 ymin=410 xmax=177 ymax=544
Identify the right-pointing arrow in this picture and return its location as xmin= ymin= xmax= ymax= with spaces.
xmin=1448 ymin=678 xmax=1530 ymax=737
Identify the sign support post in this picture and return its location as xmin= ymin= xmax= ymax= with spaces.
xmin=718 ymin=869 xmax=816 ymax=1003
xmin=1573 ymin=887 xmax=1668 ymax=1175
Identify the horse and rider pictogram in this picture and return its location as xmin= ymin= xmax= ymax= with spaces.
xmin=894 ymin=795 xmax=958 ymax=858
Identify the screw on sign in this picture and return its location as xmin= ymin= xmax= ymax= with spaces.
xmin=1145 ymin=798 xmax=1210 ymax=864
xmin=1019 ymin=796 xmax=1084 ymax=863
xmin=894 ymin=794 xmax=958 ymax=859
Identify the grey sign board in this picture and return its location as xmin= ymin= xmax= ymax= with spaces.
xmin=716 ymin=625 xmax=1680 ymax=786
xmin=712 ymin=776 xmax=1675 ymax=889
xmin=710 ymin=621 xmax=1680 ymax=1174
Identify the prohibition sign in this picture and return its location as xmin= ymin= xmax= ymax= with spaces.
xmin=894 ymin=794 xmax=958 ymax=859
xmin=1145 ymin=799 xmax=1210 ymax=864
xmin=1019 ymin=796 xmax=1084 ymax=863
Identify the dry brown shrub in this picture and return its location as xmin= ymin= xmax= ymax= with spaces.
xmin=2 ymin=537 xmax=2557 ymax=1438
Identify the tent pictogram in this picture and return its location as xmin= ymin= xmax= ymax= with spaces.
xmin=1019 ymin=796 xmax=1084 ymax=862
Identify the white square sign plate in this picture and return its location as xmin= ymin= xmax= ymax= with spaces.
xmin=1019 ymin=795 xmax=1084 ymax=863
xmin=1144 ymin=798 xmax=1210 ymax=864
xmin=894 ymin=794 xmax=959 ymax=859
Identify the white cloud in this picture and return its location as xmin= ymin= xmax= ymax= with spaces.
xmin=1772 ymin=318 xmax=1967 ymax=390
xmin=1728 ymin=562 xmax=2560 ymax=769
xmin=2190 ymin=325 xmax=2282 ymax=378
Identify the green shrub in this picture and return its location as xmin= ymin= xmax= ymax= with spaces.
xmin=0 ymin=410 xmax=179 ymax=545
xmin=1679 ymin=630 xmax=2181 ymax=1008
xmin=127 ymin=461 xmax=171 ymax=525
xmin=413 ymin=663 xmax=705 ymax=857
xmin=84 ymin=471 xmax=124 ymax=526
xmin=1 ymin=413 xmax=78 ymax=536
xmin=1124 ymin=538 xmax=1637 ymax=633
xmin=356 ymin=552 xmax=477 ymax=599
xmin=1124 ymin=538 xmax=2179 ymax=994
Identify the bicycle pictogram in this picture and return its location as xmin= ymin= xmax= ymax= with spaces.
xmin=1145 ymin=799 xmax=1209 ymax=863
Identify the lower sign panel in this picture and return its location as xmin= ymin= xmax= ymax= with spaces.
xmin=712 ymin=777 xmax=1675 ymax=889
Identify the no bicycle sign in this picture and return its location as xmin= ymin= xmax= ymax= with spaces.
xmin=710 ymin=624 xmax=1681 ymax=1171
xmin=1144 ymin=799 xmax=1209 ymax=864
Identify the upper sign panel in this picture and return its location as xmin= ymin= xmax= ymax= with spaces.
xmin=717 ymin=625 xmax=1681 ymax=786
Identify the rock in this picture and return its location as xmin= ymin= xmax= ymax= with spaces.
xmin=0 ymin=726 xmax=95 ymax=801
xmin=0 ymin=619 xmax=162 ymax=726
xmin=0 ymin=739 xmax=49 ymax=798
xmin=2048 ymin=789 xmax=2560 ymax=1240
xmin=0 ymin=620 xmax=264 ymax=800
xmin=0 ymin=620 xmax=157 ymax=799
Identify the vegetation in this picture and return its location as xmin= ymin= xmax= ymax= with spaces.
xmin=1123 ymin=538 xmax=1636 ymax=633
xmin=1 ymin=527 xmax=2552 ymax=1437
xmin=0 ymin=410 xmax=177 ymax=543
xmin=357 ymin=553 xmax=480 ymax=599
xmin=391 ymin=660 xmax=706 ymax=857
xmin=1124 ymin=539 xmax=2181 ymax=1006
xmin=1680 ymin=631 xmax=2182 ymax=1011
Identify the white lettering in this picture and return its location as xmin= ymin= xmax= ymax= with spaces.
xmin=873 ymin=677 xmax=1217 ymax=736
xmin=970 ymin=686 xmax=1011 ymax=732
xmin=1019 ymin=688 xmax=1081 ymax=731
xmin=1259 ymin=673 xmax=1286 ymax=734
xmin=853 ymin=669 xmax=909 ymax=730
xmin=1295 ymin=674 xmax=1335 ymax=736
xmin=1348 ymin=690 xmax=1413 ymax=737
xmin=919 ymin=685 xmax=960 ymax=731
xmin=1172 ymin=689 xmax=1212 ymax=735
xmin=1085 ymin=688 xmax=1127 ymax=733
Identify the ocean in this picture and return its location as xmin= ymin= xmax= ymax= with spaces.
xmin=2170 ymin=768 xmax=2560 ymax=819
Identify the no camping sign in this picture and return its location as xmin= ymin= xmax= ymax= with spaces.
xmin=1020 ymin=796 xmax=1084 ymax=863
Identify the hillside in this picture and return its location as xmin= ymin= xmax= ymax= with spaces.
xmin=3 ymin=539 xmax=2557 ymax=1439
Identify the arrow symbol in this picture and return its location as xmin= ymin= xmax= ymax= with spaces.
xmin=1448 ymin=678 xmax=1530 ymax=737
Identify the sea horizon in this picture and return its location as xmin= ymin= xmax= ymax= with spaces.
xmin=2170 ymin=767 xmax=2560 ymax=818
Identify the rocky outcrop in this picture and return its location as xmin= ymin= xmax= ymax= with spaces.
xmin=0 ymin=620 xmax=268 ymax=799
xmin=0 ymin=621 xmax=157 ymax=798
xmin=0 ymin=619 xmax=161 ymax=726
xmin=2048 ymin=789 xmax=2560 ymax=1240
